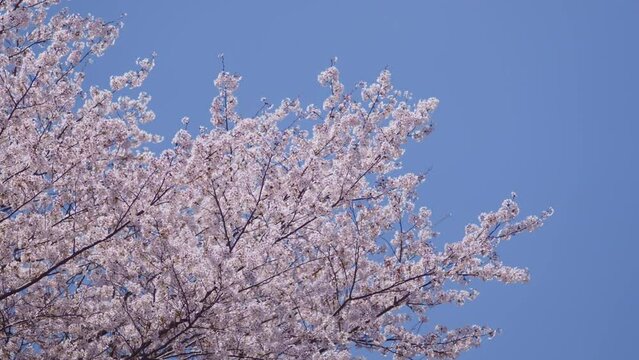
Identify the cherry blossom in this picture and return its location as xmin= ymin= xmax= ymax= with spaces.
xmin=0 ymin=1 xmax=551 ymax=358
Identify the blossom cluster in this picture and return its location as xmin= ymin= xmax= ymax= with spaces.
xmin=0 ymin=1 xmax=551 ymax=359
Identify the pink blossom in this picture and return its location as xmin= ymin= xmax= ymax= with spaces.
xmin=0 ymin=2 xmax=551 ymax=359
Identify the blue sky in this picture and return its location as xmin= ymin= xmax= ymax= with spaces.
xmin=61 ymin=0 xmax=638 ymax=358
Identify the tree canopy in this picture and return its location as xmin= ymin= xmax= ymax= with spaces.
xmin=0 ymin=1 xmax=551 ymax=358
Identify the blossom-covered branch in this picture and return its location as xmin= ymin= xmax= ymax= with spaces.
xmin=0 ymin=1 xmax=551 ymax=358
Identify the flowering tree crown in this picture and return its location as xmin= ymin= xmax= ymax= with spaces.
xmin=0 ymin=1 xmax=551 ymax=358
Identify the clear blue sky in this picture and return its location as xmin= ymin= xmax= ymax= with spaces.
xmin=61 ymin=0 xmax=638 ymax=358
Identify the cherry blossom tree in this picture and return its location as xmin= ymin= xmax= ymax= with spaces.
xmin=0 ymin=1 xmax=552 ymax=359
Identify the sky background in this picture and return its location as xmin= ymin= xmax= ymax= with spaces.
xmin=59 ymin=0 xmax=638 ymax=358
